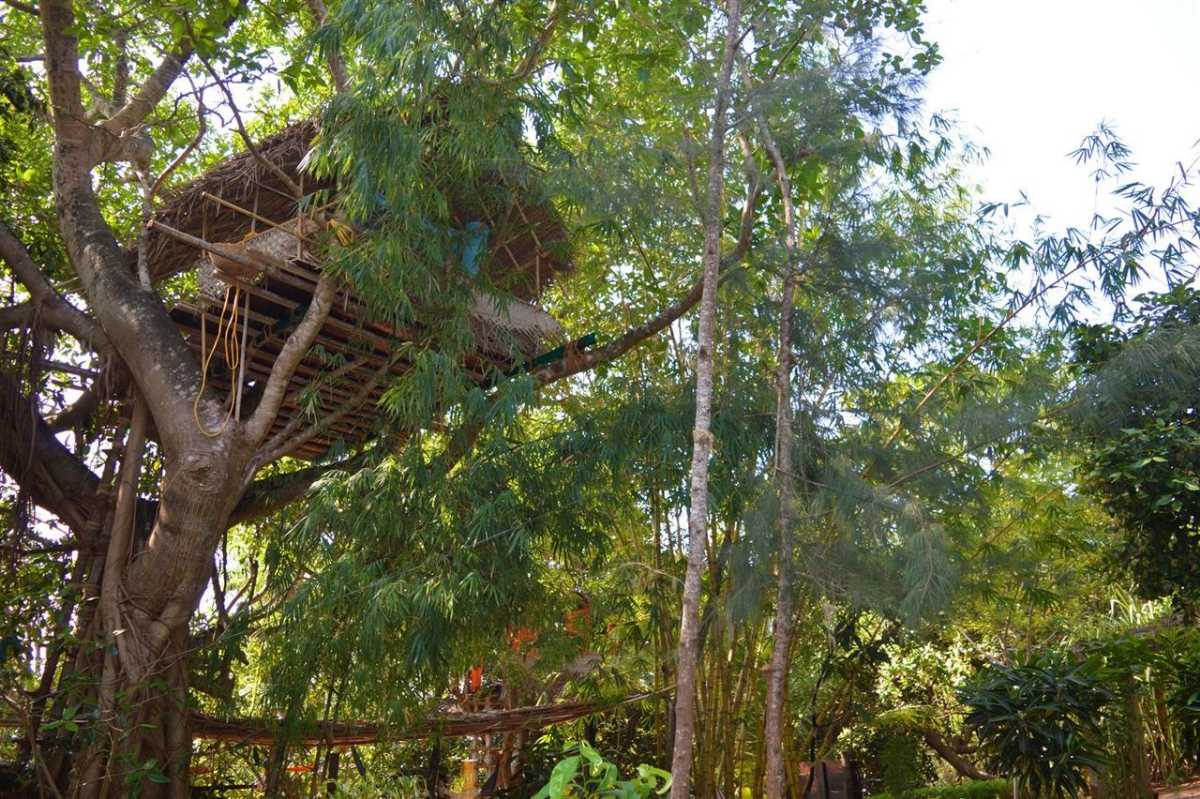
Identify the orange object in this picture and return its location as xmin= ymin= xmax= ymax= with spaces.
xmin=286 ymin=764 xmax=315 ymax=773
xmin=461 ymin=760 xmax=477 ymax=793
xmin=469 ymin=664 xmax=484 ymax=692
xmin=508 ymin=626 xmax=538 ymax=652
xmin=565 ymin=604 xmax=591 ymax=637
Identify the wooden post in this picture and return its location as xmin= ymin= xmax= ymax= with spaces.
xmin=1126 ymin=674 xmax=1153 ymax=799
xmin=324 ymin=750 xmax=339 ymax=796
xmin=460 ymin=759 xmax=477 ymax=798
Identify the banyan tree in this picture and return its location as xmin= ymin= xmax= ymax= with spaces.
xmin=6 ymin=99 xmax=579 ymax=791
xmin=0 ymin=4 xmax=733 ymax=794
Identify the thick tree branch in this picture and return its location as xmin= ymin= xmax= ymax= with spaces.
xmin=0 ymin=301 xmax=35 ymax=331
xmin=229 ymin=452 xmax=368 ymax=526
xmin=532 ymin=279 xmax=705 ymax=386
xmin=0 ymin=220 xmax=108 ymax=353
xmin=41 ymin=0 xmax=214 ymax=445
xmin=0 ymin=370 xmax=99 ymax=532
xmin=922 ymin=730 xmax=994 ymax=781
xmin=38 ymin=0 xmax=85 ymax=128
xmin=100 ymin=47 xmax=192 ymax=135
xmin=303 ymin=0 xmax=350 ymax=94
xmin=188 ymin=692 xmax=662 ymax=746
xmin=99 ymin=396 xmax=148 ymax=681
xmin=242 ymin=273 xmax=336 ymax=445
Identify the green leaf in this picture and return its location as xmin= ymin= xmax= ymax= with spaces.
xmin=548 ymin=755 xmax=581 ymax=797
xmin=579 ymin=739 xmax=602 ymax=768
xmin=638 ymin=765 xmax=673 ymax=794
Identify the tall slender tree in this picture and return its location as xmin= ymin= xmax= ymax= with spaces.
xmin=753 ymin=81 xmax=802 ymax=799
xmin=668 ymin=2 xmax=743 ymax=796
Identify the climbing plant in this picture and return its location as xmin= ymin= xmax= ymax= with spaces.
xmin=533 ymin=741 xmax=672 ymax=799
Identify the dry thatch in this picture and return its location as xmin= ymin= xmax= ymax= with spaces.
xmin=147 ymin=122 xmax=323 ymax=282
xmin=146 ymin=120 xmax=572 ymax=296
xmin=152 ymin=119 xmax=573 ymax=460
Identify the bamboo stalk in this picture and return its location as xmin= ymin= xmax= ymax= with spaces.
xmin=201 ymin=191 xmax=322 ymax=248
xmin=148 ymin=220 xmax=284 ymax=275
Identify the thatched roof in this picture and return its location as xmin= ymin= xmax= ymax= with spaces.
xmin=146 ymin=121 xmax=571 ymax=298
xmin=152 ymin=120 xmax=573 ymax=461
xmin=146 ymin=120 xmax=572 ymax=297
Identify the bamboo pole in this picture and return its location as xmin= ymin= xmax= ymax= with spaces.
xmin=148 ymin=220 xmax=285 ymax=275
xmin=201 ymin=192 xmax=322 ymax=248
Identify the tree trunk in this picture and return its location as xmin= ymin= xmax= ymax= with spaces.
xmin=28 ymin=2 xmax=334 ymax=793
xmin=1124 ymin=675 xmax=1153 ymax=799
xmin=66 ymin=455 xmax=246 ymax=797
xmin=668 ymin=3 xmax=742 ymax=796
xmin=753 ymin=74 xmax=802 ymax=799
xmin=921 ymin=730 xmax=994 ymax=781
xmin=72 ymin=631 xmax=194 ymax=799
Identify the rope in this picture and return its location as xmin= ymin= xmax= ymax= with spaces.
xmin=193 ymin=200 xmax=248 ymax=437
xmin=194 ymin=284 xmax=242 ymax=437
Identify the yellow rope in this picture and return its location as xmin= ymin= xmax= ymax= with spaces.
xmin=192 ymin=196 xmax=251 ymax=437
xmin=194 ymin=282 xmax=243 ymax=437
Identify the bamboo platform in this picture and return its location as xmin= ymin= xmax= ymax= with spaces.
xmin=148 ymin=120 xmax=572 ymax=460
xmin=164 ymin=226 xmax=562 ymax=460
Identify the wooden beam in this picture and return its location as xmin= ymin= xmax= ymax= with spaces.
xmin=148 ymin=219 xmax=284 ymax=276
xmin=189 ymin=691 xmax=665 ymax=747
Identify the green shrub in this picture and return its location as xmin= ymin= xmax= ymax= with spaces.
xmin=878 ymin=735 xmax=928 ymax=795
xmin=531 ymin=741 xmax=671 ymax=799
xmin=870 ymin=777 xmax=1011 ymax=799
xmin=1174 ymin=646 xmax=1200 ymax=761
xmin=961 ymin=658 xmax=1109 ymax=798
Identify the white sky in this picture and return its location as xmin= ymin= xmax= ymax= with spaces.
xmin=921 ymin=0 xmax=1200 ymax=232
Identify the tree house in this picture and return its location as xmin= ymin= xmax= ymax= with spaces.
xmin=145 ymin=121 xmax=571 ymax=460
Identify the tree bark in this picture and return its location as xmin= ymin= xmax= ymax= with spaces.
xmin=921 ymin=730 xmax=994 ymax=781
xmin=303 ymin=0 xmax=351 ymax=94
xmin=33 ymin=2 xmax=309 ymax=794
xmin=752 ymin=72 xmax=802 ymax=799
xmin=0 ymin=371 xmax=100 ymax=533
xmin=668 ymin=3 xmax=742 ymax=796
